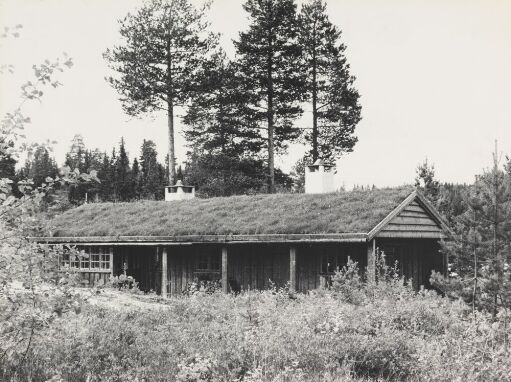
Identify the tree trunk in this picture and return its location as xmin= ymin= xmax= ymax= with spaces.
xmin=311 ymin=25 xmax=318 ymax=162
xmin=166 ymin=33 xmax=176 ymax=186
xmin=266 ymin=6 xmax=275 ymax=194
xmin=167 ymin=101 xmax=176 ymax=185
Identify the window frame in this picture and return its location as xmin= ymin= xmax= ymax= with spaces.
xmin=60 ymin=246 xmax=112 ymax=273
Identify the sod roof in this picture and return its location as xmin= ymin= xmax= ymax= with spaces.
xmin=48 ymin=187 xmax=416 ymax=238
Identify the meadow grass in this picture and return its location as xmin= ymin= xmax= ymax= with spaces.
xmin=49 ymin=187 xmax=413 ymax=237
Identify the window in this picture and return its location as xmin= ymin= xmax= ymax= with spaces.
xmin=196 ymin=253 xmax=220 ymax=273
xmin=320 ymin=253 xmax=349 ymax=274
xmin=61 ymin=247 xmax=111 ymax=272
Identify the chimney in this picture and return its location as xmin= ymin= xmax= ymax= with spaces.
xmin=305 ymin=159 xmax=336 ymax=194
xmin=165 ymin=180 xmax=195 ymax=201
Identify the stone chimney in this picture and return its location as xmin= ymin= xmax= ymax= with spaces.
xmin=305 ymin=159 xmax=336 ymax=194
xmin=164 ymin=180 xmax=195 ymax=201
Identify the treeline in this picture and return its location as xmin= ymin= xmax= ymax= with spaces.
xmin=0 ymin=135 xmax=168 ymax=203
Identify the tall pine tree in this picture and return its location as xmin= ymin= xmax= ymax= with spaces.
xmin=104 ymin=0 xmax=218 ymax=186
xmin=299 ymin=0 xmax=361 ymax=162
xmin=234 ymin=0 xmax=306 ymax=193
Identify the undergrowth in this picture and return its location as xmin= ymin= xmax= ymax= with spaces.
xmin=2 ymin=269 xmax=510 ymax=382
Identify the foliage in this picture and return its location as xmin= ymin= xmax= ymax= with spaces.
xmin=298 ymin=0 xmax=361 ymax=162
xmin=48 ymin=187 xmax=413 ymax=237
xmin=0 ymin=31 xmax=100 ymax=380
xmin=183 ymin=151 xmax=292 ymax=197
xmin=108 ymin=274 xmax=140 ymax=293
xmin=234 ymin=0 xmax=306 ymax=193
xmin=414 ymin=158 xmax=440 ymax=203
xmin=2 ymin=276 xmax=510 ymax=381
xmin=104 ymin=0 xmax=218 ymax=185
xmin=184 ymin=51 xmax=262 ymax=160
xmin=432 ymin=150 xmax=511 ymax=329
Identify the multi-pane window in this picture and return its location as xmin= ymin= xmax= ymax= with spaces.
xmin=61 ymin=247 xmax=111 ymax=271
xmin=196 ymin=253 xmax=220 ymax=273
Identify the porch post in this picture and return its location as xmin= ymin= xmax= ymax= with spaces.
xmin=161 ymin=247 xmax=168 ymax=298
xmin=289 ymin=246 xmax=297 ymax=292
xmin=222 ymin=246 xmax=228 ymax=294
xmin=367 ymin=239 xmax=376 ymax=283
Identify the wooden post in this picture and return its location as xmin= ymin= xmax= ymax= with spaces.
xmin=367 ymin=239 xmax=376 ymax=283
xmin=222 ymin=246 xmax=228 ymax=294
xmin=289 ymin=246 xmax=297 ymax=292
xmin=161 ymin=247 xmax=168 ymax=298
xmin=109 ymin=247 xmax=114 ymax=278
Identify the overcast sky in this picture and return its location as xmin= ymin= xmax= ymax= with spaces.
xmin=1 ymin=0 xmax=510 ymax=189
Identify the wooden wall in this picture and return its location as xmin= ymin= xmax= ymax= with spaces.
xmin=113 ymin=246 xmax=159 ymax=292
xmin=378 ymin=199 xmax=444 ymax=238
xmin=77 ymin=239 xmax=444 ymax=294
xmin=376 ymin=238 xmax=443 ymax=289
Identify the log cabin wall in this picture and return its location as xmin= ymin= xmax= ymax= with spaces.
xmin=113 ymin=246 xmax=159 ymax=292
xmin=376 ymin=238 xmax=443 ymax=289
xmin=296 ymin=243 xmax=367 ymax=292
xmin=77 ymin=238 xmax=444 ymax=294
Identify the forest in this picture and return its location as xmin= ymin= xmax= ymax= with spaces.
xmin=1 ymin=0 xmax=511 ymax=381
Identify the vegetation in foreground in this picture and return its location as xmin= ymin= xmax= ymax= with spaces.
xmin=1 ymin=269 xmax=510 ymax=382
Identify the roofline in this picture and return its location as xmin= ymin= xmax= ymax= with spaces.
xmin=367 ymin=189 xmax=453 ymax=241
xmin=414 ymin=190 xmax=455 ymax=237
xmin=31 ymin=233 xmax=369 ymax=245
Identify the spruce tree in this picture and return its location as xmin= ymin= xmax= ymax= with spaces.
xmin=139 ymin=139 xmax=162 ymax=200
xmin=115 ymin=138 xmax=133 ymax=201
xmin=234 ymin=0 xmax=306 ymax=193
xmin=298 ymin=0 xmax=361 ymax=162
xmin=27 ymin=146 xmax=58 ymax=187
xmin=104 ymin=0 xmax=218 ymax=186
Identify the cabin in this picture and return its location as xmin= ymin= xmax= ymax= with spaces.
xmin=37 ymin=181 xmax=452 ymax=296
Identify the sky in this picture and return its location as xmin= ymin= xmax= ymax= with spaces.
xmin=1 ymin=0 xmax=510 ymax=189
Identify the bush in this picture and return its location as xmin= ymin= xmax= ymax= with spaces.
xmin=2 ymin=274 xmax=511 ymax=381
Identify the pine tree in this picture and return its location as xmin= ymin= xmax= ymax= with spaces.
xmin=234 ymin=0 xmax=306 ymax=193
xmin=184 ymin=51 xmax=262 ymax=159
xmin=104 ymin=0 xmax=218 ymax=186
xmin=299 ymin=0 xmax=361 ymax=162
xmin=433 ymin=147 xmax=511 ymax=323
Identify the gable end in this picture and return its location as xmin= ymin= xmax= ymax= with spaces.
xmin=367 ymin=190 xmax=451 ymax=240
xmin=377 ymin=199 xmax=444 ymax=238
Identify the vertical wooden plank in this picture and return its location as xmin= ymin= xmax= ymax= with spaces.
xmin=289 ymin=246 xmax=297 ymax=292
xmin=161 ymin=247 xmax=168 ymax=298
xmin=109 ymin=246 xmax=114 ymax=278
xmin=367 ymin=240 xmax=376 ymax=283
xmin=222 ymin=246 xmax=228 ymax=293
xmin=170 ymin=249 xmax=176 ymax=297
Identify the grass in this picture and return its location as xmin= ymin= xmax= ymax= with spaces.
xmin=48 ymin=187 xmax=414 ymax=237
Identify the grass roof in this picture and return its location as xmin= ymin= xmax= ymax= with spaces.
xmin=49 ymin=187 xmax=414 ymax=237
